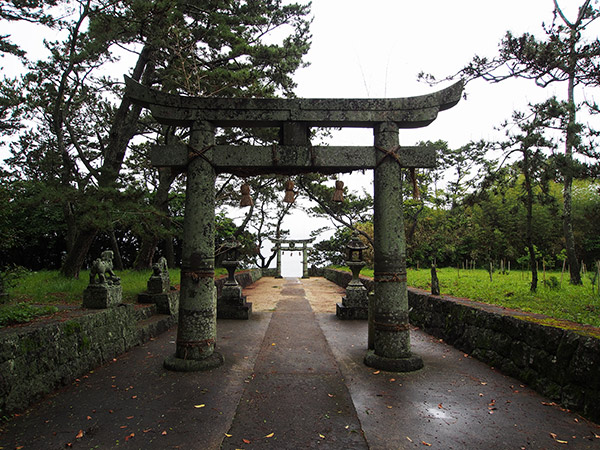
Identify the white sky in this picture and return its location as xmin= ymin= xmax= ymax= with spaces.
xmin=1 ymin=0 xmax=597 ymax=275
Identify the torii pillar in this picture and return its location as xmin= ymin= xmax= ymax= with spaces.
xmin=164 ymin=121 xmax=223 ymax=371
xmin=364 ymin=122 xmax=423 ymax=372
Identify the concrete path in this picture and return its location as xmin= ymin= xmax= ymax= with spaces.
xmin=0 ymin=277 xmax=599 ymax=449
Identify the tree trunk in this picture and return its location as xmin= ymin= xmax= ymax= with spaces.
xmin=60 ymin=46 xmax=154 ymax=278
xmin=162 ymin=237 xmax=176 ymax=268
xmin=562 ymin=17 xmax=582 ymax=285
xmin=109 ymin=230 xmax=124 ymax=270
xmin=59 ymin=229 xmax=97 ymax=278
xmin=133 ymin=167 xmax=177 ymax=270
xmin=431 ymin=264 xmax=440 ymax=295
xmin=63 ymin=201 xmax=77 ymax=254
xmin=134 ymin=237 xmax=159 ymax=270
xmin=523 ymin=148 xmax=538 ymax=292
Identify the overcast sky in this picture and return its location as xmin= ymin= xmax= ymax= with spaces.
xmin=294 ymin=0 xmax=568 ymax=146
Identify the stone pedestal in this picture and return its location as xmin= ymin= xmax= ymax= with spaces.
xmin=83 ymin=283 xmax=122 ymax=309
xmin=137 ymin=262 xmax=179 ymax=315
xmin=138 ymin=290 xmax=179 ymax=315
xmin=217 ymin=284 xmax=252 ymax=320
xmin=147 ymin=275 xmax=170 ymax=294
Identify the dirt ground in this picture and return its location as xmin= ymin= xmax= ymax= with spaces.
xmin=242 ymin=276 xmax=345 ymax=313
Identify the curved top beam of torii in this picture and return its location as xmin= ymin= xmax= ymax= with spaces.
xmin=124 ymin=76 xmax=463 ymax=129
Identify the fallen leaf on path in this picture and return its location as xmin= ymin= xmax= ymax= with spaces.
xmin=161 ymin=431 xmax=167 ymax=436
xmin=224 ymin=433 xmax=232 ymax=438
xmin=120 ymin=426 xmax=127 ymax=429
xmin=125 ymin=433 xmax=135 ymax=441
xmin=438 ymin=403 xmax=443 ymax=409
xmin=372 ymin=371 xmax=380 ymax=375
xmin=422 ymin=441 xmax=432 ymax=446
xmin=406 ymin=436 xmax=413 ymax=442
xmin=265 ymin=432 xmax=274 ymax=438
xmin=389 ymin=378 xmax=396 ymax=382
xmin=327 ymin=393 xmax=334 ymax=398
xmin=86 ymin=416 xmax=92 ymax=420
xmin=319 ymin=434 xmax=325 ymax=439
xmin=194 ymin=404 xmax=205 ymax=408
xmin=550 ymin=432 xmax=568 ymax=444
xmin=126 ymin=416 xmax=134 ymax=419
xmin=143 ymin=429 xmax=152 ymax=433
xmin=75 ymin=430 xmax=84 ymax=439
xmin=243 ymin=438 xmax=251 ymax=444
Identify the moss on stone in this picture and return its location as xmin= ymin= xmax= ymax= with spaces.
xmin=514 ymin=315 xmax=600 ymax=339
xmin=62 ymin=320 xmax=82 ymax=336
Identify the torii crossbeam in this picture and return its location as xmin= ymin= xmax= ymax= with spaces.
xmin=125 ymin=77 xmax=463 ymax=372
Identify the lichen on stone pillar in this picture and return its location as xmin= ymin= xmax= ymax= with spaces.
xmin=164 ymin=121 xmax=223 ymax=372
xmin=365 ymin=121 xmax=423 ymax=372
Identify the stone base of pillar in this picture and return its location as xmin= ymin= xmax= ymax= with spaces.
xmin=83 ymin=284 xmax=122 ymax=309
xmin=364 ymin=350 xmax=423 ymax=372
xmin=138 ymin=291 xmax=179 ymax=315
xmin=163 ymin=352 xmax=224 ymax=372
xmin=217 ymin=285 xmax=252 ymax=319
xmin=217 ymin=300 xmax=252 ymax=320
xmin=336 ymin=302 xmax=368 ymax=320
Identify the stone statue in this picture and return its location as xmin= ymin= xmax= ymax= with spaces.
xmin=89 ymin=250 xmax=120 ymax=285
xmin=152 ymin=256 xmax=168 ymax=277
xmin=138 ymin=256 xmax=178 ymax=315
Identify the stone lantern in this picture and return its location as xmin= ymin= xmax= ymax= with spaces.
xmin=336 ymin=231 xmax=369 ymax=320
xmin=217 ymin=239 xmax=252 ymax=319
xmin=222 ymin=239 xmax=241 ymax=286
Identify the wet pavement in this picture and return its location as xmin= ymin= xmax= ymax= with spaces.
xmin=1 ymin=277 xmax=599 ymax=449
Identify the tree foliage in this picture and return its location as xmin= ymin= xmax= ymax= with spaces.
xmin=420 ymin=0 xmax=600 ymax=284
xmin=2 ymin=0 xmax=312 ymax=277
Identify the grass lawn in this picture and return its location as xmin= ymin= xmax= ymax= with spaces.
xmin=1 ymin=268 xmax=228 ymax=327
xmin=339 ymin=266 xmax=600 ymax=328
xmin=3 ymin=267 xmax=599 ymax=329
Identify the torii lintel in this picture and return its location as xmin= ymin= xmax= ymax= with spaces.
xmin=124 ymin=76 xmax=463 ymax=129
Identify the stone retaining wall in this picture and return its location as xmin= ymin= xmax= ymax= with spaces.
xmin=215 ymin=268 xmax=263 ymax=296
xmin=0 ymin=304 xmax=175 ymax=416
xmin=324 ymin=267 xmax=374 ymax=292
xmin=0 ymin=268 xmax=264 ymax=416
xmin=323 ymin=268 xmax=600 ymax=423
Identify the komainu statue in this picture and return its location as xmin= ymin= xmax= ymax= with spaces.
xmin=89 ymin=250 xmax=120 ymax=285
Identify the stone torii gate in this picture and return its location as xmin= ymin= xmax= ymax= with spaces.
xmin=272 ymin=238 xmax=314 ymax=279
xmin=125 ymin=77 xmax=462 ymax=373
